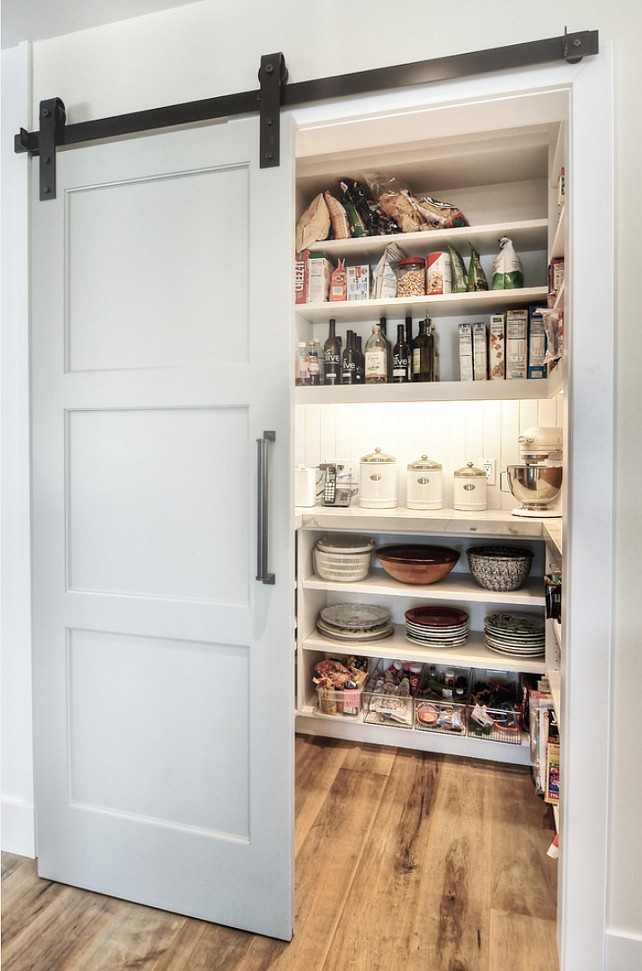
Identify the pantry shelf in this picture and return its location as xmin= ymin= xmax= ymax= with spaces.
xmin=294 ymin=374 xmax=555 ymax=404
xmin=306 ymin=218 xmax=549 ymax=261
xmin=302 ymin=625 xmax=547 ymax=675
xmin=302 ymin=569 xmax=546 ymax=607
xmin=296 ymin=286 xmax=548 ymax=324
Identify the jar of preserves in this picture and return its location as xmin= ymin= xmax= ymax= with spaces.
xmin=397 ymin=257 xmax=426 ymax=297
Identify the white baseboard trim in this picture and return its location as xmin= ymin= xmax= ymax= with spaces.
xmin=605 ymin=930 xmax=642 ymax=969
xmin=1 ymin=797 xmax=36 ymax=857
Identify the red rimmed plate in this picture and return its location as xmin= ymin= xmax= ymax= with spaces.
xmin=405 ymin=605 xmax=469 ymax=627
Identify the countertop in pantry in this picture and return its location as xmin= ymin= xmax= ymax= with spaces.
xmin=294 ymin=505 xmax=563 ymax=555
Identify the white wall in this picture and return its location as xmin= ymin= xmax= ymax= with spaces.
xmin=3 ymin=0 xmax=642 ymax=963
xmin=1 ymin=41 xmax=35 ymax=856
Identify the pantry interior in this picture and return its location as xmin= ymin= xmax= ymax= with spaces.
xmin=289 ymin=73 xmax=610 ymax=961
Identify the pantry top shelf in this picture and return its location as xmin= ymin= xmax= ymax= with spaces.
xmin=305 ymin=218 xmax=548 ymax=261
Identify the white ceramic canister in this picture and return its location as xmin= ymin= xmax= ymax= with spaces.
xmin=406 ymin=454 xmax=443 ymax=509
xmin=359 ymin=447 xmax=398 ymax=508
xmin=452 ymin=461 xmax=487 ymax=511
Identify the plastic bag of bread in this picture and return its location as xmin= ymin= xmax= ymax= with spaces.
xmin=415 ymin=196 xmax=469 ymax=230
xmin=492 ymin=236 xmax=524 ymax=289
xmin=295 ymin=193 xmax=331 ymax=252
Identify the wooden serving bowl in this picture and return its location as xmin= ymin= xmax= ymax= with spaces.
xmin=375 ymin=545 xmax=460 ymax=584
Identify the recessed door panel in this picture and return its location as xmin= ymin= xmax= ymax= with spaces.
xmin=66 ymin=166 xmax=250 ymax=372
xmin=68 ymin=629 xmax=250 ymax=838
xmin=67 ymin=407 xmax=249 ymax=603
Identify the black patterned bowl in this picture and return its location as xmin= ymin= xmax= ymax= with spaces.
xmin=466 ymin=546 xmax=533 ymax=592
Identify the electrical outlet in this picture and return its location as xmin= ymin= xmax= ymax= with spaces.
xmin=480 ymin=458 xmax=496 ymax=486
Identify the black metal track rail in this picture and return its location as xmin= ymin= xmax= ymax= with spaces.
xmin=15 ymin=29 xmax=598 ymax=200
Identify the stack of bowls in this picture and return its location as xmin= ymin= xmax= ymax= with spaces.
xmin=313 ymin=535 xmax=375 ymax=582
xmin=466 ymin=546 xmax=533 ymax=592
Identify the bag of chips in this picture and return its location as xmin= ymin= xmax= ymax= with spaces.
xmin=448 ymin=243 xmax=469 ymax=292
xmin=468 ymin=244 xmax=489 ymax=291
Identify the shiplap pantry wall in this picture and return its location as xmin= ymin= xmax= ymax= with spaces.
xmin=295 ymin=396 xmax=563 ymax=509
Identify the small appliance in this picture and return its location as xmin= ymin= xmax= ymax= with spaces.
xmin=502 ymin=426 xmax=563 ymax=518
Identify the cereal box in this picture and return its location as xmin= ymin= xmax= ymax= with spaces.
xmin=528 ymin=306 xmax=547 ymax=379
xmin=489 ymin=313 xmax=505 ymax=380
xmin=307 ymin=253 xmax=334 ymax=303
xmin=472 ymin=322 xmax=488 ymax=381
xmin=346 ymin=264 xmax=370 ymax=301
xmin=458 ymin=322 xmax=474 ymax=382
xmin=506 ymin=309 xmax=528 ymax=380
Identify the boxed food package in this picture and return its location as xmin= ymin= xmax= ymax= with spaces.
xmin=489 ymin=313 xmax=505 ymax=380
xmin=528 ymin=306 xmax=547 ymax=379
xmin=294 ymin=249 xmax=310 ymax=304
xmin=505 ymin=308 xmax=528 ymax=380
xmin=307 ymin=252 xmax=335 ymax=303
xmin=473 ymin=321 xmax=488 ymax=381
xmin=426 ymin=251 xmax=452 ymax=295
xmin=329 ymin=260 xmax=347 ymax=302
xmin=549 ymin=257 xmax=565 ymax=297
xmin=458 ymin=323 xmax=474 ymax=382
xmin=545 ymin=738 xmax=560 ymax=805
xmin=347 ymin=264 xmax=370 ymax=301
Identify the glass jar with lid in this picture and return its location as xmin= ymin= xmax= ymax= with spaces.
xmin=406 ymin=454 xmax=443 ymax=509
xmin=397 ymin=257 xmax=426 ymax=298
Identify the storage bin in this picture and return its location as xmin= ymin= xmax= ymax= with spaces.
xmin=466 ymin=669 xmax=523 ymax=745
xmin=414 ymin=663 xmax=470 ymax=734
xmin=316 ymin=683 xmax=364 ymax=718
xmin=362 ymin=661 xmax=414 ymax=729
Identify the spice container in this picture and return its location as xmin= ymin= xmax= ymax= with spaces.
xmin=452 ymin=462 xmax=487 ymax=511
xmin=406 ymin=454 xmax=443 ymax=509
xmin=359 ymin=447 xmax=398 ymax=508
xmin=397 ymin=257 xmax=426 ymax=297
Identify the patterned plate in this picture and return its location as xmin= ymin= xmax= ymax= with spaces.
xmin=320 ymin=603 xmax=391 ymax=631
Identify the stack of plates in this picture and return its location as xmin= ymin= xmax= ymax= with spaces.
xmin=317 ymin=603 xmax=394 ymax=642
xmin=404 ymin=605 xmax=469 ymax=648
xmin=484 ymin=612 xmax=545 ymax=657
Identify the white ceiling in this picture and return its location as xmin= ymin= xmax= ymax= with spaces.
xmin=1 ymin=0 xmax=201 ymax=49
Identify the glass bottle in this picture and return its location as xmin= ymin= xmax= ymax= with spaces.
xmin=323 ymin=317 xmax=341 ymax=385
xmin=405 ymin=315 xmax=414 ymax=351
xmin=431 ymin=321 xmax=440 ymax=381
xmin=392 ymin=323 xmax=411 ymax=383
xmin=354 ymin=335 xmax=365 ymax=384
xmin=295 ymin=341 xmax=310 ymax=387
xmin=412 ymin=317 xmax=434 ymax=382
xmin=342 ymin=330 xmax=357 ymax=384
xmin=379 ymin=316 xmax=393 ymax=381
xmin=365 ymin=324 xmax=388 ymax=383
xmin=307 ymin=339 xmax=322 ymax=386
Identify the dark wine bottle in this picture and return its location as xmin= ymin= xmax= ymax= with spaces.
xmin=392 ymin=323 xmax=411 ymax=383
xmin=379 ymin=316 xmax=393 ymax=381
xmin=354 ymin=335 xmax=365 ymax=383
xmin=412 ymin=317 xmax=434 ymax=382
xmin=323 ymin=317 xmax=341 ymax=385
xmin=405 ymin=315 xmax=414 ymax=350
xmin=342 ymin=330 xmax=357 ymax=384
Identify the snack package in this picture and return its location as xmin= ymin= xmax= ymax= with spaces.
xmin=295 ymin=193 xmax=330 ymax=251
xmin=339 ymin=178 xmax=372 ymax=236
xmin=539 ymin=307 xmax=564 ymax=365
xmin=415 ymin=195 xmax=469 ymax=229
xmin=329 ymin=259 xmax=347 ymax=302
xmin=492 ymin=237 xmax=524 ymax=289
xmin=448 ymin=243 xmax=469 ymax=292
xmin=468 ymin=244 xmax=489 ymax=291
xmin=324 ymin=191 xmax=351 ymax=240
xmin=373 ymin=242 xmax=406 ymax=299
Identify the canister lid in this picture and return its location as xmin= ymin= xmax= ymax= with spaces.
xmin=361 ymin=446 xmax=396 ymax=464
xmin=407 ymin=454 xmax=442 ymax=471
xmin=398 ymin=257 xmax=425 ymax=268
xmin=315 ymin=534 xmax=375 ymax=554
xmin=454 ymin=461 xmax=486 ymax=477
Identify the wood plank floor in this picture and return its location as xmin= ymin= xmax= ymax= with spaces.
xmin=1 ymin=735 xmax=559 ymax=970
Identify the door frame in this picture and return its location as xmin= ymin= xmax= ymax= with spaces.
xmin=288 ymin=46 xmax=615 ymax=969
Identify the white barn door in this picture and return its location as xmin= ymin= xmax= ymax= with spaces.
xmin=30 ymin=118 xmax=295 ymax=939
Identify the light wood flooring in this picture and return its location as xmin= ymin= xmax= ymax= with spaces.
xmin=1 ymin=735 xmax=559 ymax=970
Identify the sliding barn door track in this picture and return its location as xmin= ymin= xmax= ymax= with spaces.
xmin=15 ymin=28 xmax=598 ymax=200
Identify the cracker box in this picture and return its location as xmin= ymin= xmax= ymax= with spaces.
xmin=528 ymin=306 xmax=547 ymax=379
xmin=307 ymin=252 xmax=334 ymax=303
xmin=472 ymin=321 xmax=488 ymax=381
xmin=458 ymin=322 xmax=474 ymax=382
xmin=489 ymin=313 xmax=505 ymax=380
xmin=294 ymin=249 xmax=310 ymax=304
xmin=506 ymin=308 xmax=528 ymax=380
xmin=346 ymin=264 xmax=370 ymax=301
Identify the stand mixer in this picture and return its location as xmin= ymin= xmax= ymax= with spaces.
xmin=502 ymin=426 xmax=563 ymax=518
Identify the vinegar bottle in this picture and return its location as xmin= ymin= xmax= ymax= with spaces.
xmin=323 ymin=317 xmax=341 ymax=385
xmin=342 ymin=330 xmax=357 ymax=384
xmin=392 ymin=323 xmax=410 ymax=383
xmin=412 ymin=317 xmax=434 ymax=382
xmin=365 ymin=324 xmax=388 ymax=383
